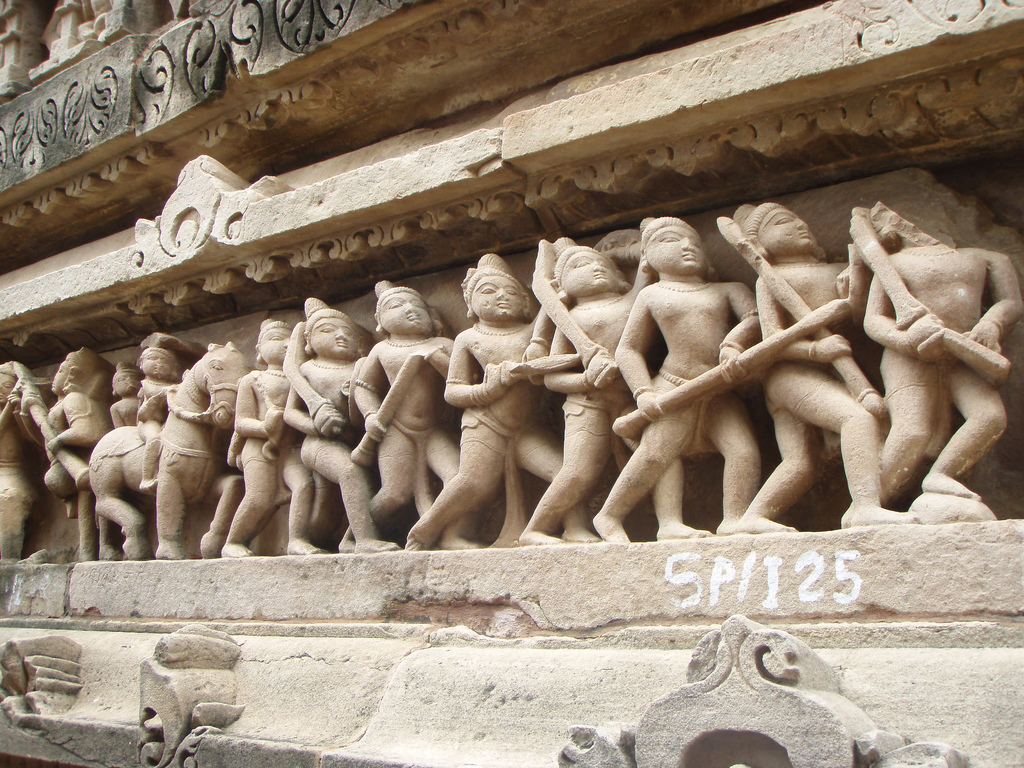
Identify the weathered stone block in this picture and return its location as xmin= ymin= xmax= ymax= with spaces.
xmin=0 ymin=563 xmax=70 ymax=617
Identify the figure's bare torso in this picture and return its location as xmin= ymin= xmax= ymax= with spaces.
xmin=890 ymin=246 xmax=988 ymax=333
xmin=645 ymin=283 xmax=745 ymax=379
xmin=571 ymin=294 xmax=634 ymax=353
xmin=454 ymin=324 xmax=535 ymax=428
xmin=299 ymin=360 xmax=355 ymax=412
xmin=375 ymin=337 xmax=452 ymax=431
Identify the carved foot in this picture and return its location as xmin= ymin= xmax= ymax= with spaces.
xmin=563 ymin=528 xmax=602 ymax=544
xmin=220 ymin=543 xmax=255 ymax=558
xmin=593 ymin=512 xmax=631 ymax=544
xmin=287 ymin=539 xmax=328 ymax=556
xmin=338 ymin=529 xmax=356 ymax=554
xmin=123 ymin=537 xmax=153 ymax=561
xmin=99 ymin=542 xmax=121 ymax=561
xmin=354 ymin=539 xmax=402 ymax=554
xmin=717 ymin=517 xmax=796 ymax=535
xmin=909 ymin=492 xmax=996 ymax=525
xmin=404 ymin=537 xmax=429 ymax=552
xmin=154 ymin=543 xmax=186 ymax=560
xmin=920 ymin=473 xmax=981 ymax=501
xmin=200 ymin=532 xmax=226 ymax=560
xmin=841 ymin=505 xmax=918 ymax=529
xmin=518 ymin=530 xmax=567 ymax=547
xmin=439 ymin=528 xmax=484 ymax=550
xmin=657 ymin=523 xmax=711 ymax=540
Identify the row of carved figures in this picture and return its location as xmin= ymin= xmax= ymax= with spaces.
xmin=0 ymin=201 xmax=1020 ymax=561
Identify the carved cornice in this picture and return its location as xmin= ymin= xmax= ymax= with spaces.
xmin=0 ymin=0 xmax=792 ymax=272
xmin=525 ymin=53 xmax=1024 ymax=225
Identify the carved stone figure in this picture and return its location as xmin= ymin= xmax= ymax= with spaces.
xmin=202 ymin=319 xmax=322 ymax=558
xmin=137 ymin=334 xmax=203 ymax=495
xmin=284 ymin=299 xmax=399 ymax=553
xmin=138 ymin=625 xmax=245 ymax=768
xmin=350 ymin=281 xmax=460 ymax=540
xmin=0 ymin=636 xmax=83 ymax=724
xmin=89 ymin=343 xmax=251 ymax=560
xmin=405 ymin=254 xmax=571 ymax=551
xmin=716 ymin=204 xmax=912 ymax=533
xmin=20 ymin=349 xmax=114 ymax=561
xmin=855 ymin=203 xmax=1024 ymax=523
xmin=592 ymin=218 xmax=762 ymax=543
xmin=560 ymin=615 xmax=972 ymax=768
xmin=110 ymin=362 xmax=143 ymax=428
xmin=520 ymin=234 xmax=649 ymax=546
xmin=0 ymin=363 xmax=38 ymax=561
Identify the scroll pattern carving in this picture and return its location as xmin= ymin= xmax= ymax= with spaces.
xmin=0 ymin=65 xmax=119 ymax=182
xmin=134 ymin=0 xmax=415 ymax=127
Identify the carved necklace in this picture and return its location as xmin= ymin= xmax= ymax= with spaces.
xmin=261 ymin=369 xmax=288 ymax=378
xmin=474 ymin=324 xmax=523 ymax=337
xmin=386 ymin=337 xmax=429 ymax=347
xmin=308 ymin=359 xmax=351 ymax=370
xmin=660 ymin=281 xmax=711 ymax=293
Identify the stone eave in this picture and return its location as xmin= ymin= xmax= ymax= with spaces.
xmin=0 ymin=0 xmax=789 ymax=274
xmin=2 ymin=0 xmax=1024 ymax=364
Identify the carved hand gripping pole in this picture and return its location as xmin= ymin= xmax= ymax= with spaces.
xmin=613 ymin=299 xmax=851 ymax=441
xmin=11 ymin=362 xmax=91 ymax=488
xmin=717 ymin=216 xmax=885 ymax=416
xmin=849 ymin=206 xmax=1011 ymax=386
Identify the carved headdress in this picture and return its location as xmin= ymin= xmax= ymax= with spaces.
xmin=255 ymin=319 xmax=291 ymax=366
xmin=112 ymin=362 xmax=143 ymax=394
xmin=734 ymin=203 xmax=827 ymax=262
xmin=373 ymin=281 xmax=445 ymax=337
xmin=138 ymin=333 xmax=204 ymax=379
xmin=552 ymin=237 xmax=628 ymax=299
xmin=639 ymin=217 xmax=715 ymax=280
xmin=53 ymin=348 xmax=115 ymax=402
xmin=640 ymin=217 xmax=702 ymax=253
xmin=302 ymin=299 xmax=367 ymax=356
xmin=462 ymin=253 xmax=531 ymax=322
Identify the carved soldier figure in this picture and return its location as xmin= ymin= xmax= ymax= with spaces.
xmin=521 ymin=235 xmax=662 ymax=545
xmin=29 ymin=349 xmax=114 ymax=561
xmin=284 ymin=299 xmax=399 ymax=553
xmin=592 ymin=217 xmax=762 ymax=543
xmin=203 ymin=319 xmax=322 ymax=558
xmin=351 ymin=282 xmax=461 ymax=540
xmin=405 ymin=254 xmax=567 ymax=550
xmin=110 ymin=363 xmax=143 ymax=428
xmin=854 ymin=204 xmax=1024 ymax=522
xmin=0 ymin=364 xmax=37 ymax=561
xmin=718 ymin=203 xmax=911 ymax=533
xmin=138 ymin=334 xmax=202 ymax=493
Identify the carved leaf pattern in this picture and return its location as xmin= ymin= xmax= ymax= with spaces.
xmin=275 ymin=0 xmax=355 ymax=52
xmin=136 ymin=43 xmax=174 ymax=124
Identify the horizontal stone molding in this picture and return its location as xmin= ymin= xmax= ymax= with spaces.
xmin=49 ymin=521 xmax=1024 ymax=628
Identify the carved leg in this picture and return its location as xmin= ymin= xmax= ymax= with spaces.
xmin=154 ymin=465 xmax=187 ymax=560
xmin=76 ymin=490 xmax=98 ymax=562
xmin=407 ymin=439 xmax=504 ymax=550
xmin=222 ymin=464 xmax=276 ymax=558
xmin=0 ymin=490 xmax=31 ymax=561
xmin=594 ymin=412 xmax=695 ymax=544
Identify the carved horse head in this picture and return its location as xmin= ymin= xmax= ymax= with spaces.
xmin=168 ymin=343 xmax=252 ymax=431
xmin=192 ymin=343 xmax=252 ymax=430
